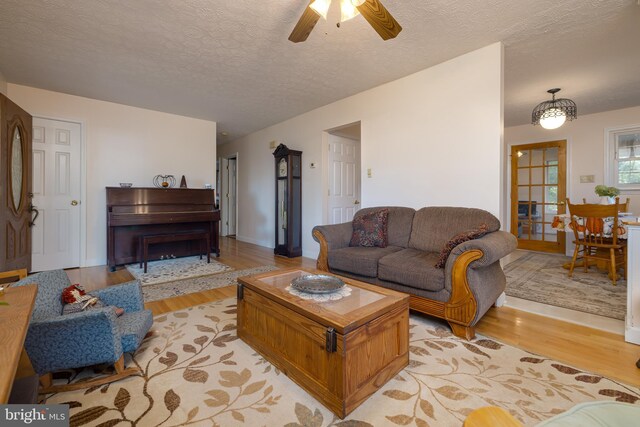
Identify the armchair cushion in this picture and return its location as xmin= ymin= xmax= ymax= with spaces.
xmin=329 ymin=246 xmax=403 ymax=277
xmin=118 ymin=310 xmax=154 ymax=353
xmin=12 ymin=269 xmax=70 ymax=321
xmin=379 ymin=248 xmax=445 ymax=291
xmin=350 ymin=208 xmax=389 ymax=248
xmin=94 ymin=280 xmax=145 ymax=313
xmin=25 ymin=308 xmax=122 ymax=374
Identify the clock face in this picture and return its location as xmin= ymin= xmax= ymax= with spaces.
xmin=278 ymin=158 xmax=288 ymax=177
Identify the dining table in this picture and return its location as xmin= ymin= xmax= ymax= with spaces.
xmin=552 ymin=212 xmax=636 ymax=239
xmin=552 ymin=212 xmax=636 ymax=276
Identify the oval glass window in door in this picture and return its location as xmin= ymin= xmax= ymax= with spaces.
xmin=10 ymin=125 xmax=24 ymax=211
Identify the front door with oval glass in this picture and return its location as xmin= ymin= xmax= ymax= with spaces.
xmin=0 ymin=94 xmax=33 ymax=272
xmin=510 ymin=140 xmax=567 ymax=253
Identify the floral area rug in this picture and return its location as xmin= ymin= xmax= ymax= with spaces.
xmin=126 ymin=256 xmax=234 ymax=286
xmin=504 ymin=252 xmax=627 ymax=320
xmin=43 ymin=298 xmax=639 ymax=427
xmin=141 ymin=266 xmax=278 ymax=302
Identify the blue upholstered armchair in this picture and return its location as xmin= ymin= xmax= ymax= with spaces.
xmin=12 ymin=270 xmax=153 ymax=393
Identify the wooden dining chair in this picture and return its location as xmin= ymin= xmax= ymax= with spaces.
xmin=582 ymin=197 xmax=630 ymax=212
xmin=567 ymin=198 xmax=627 ymax=285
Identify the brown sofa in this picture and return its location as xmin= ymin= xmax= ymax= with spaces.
xmin=312 ymin=206 xmax=517 ymax=339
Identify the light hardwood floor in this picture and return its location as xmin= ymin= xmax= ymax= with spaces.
xmin=66 ymin=237 xmax=640 ymax=388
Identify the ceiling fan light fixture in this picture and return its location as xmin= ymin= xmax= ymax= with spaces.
xmin=310 ymin=0 xmax=331 ymax=19
xmin=532 ymin=88 xmax=577 ymax=130
xmin=340 ymin=0 xmax=360 ymax=22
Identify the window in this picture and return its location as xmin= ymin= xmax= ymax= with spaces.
xmin=606 ymin=125 xmax=640 ymax=191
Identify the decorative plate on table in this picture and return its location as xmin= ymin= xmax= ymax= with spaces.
xmin=290 ymin=274 xmax=345 ymax=294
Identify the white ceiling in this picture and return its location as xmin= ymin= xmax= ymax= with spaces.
xmin=0 ymin=0 xmax=638 ymax=142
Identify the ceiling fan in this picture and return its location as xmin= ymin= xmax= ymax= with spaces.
xmin=289 ymin=0 xmax=402 ymax=43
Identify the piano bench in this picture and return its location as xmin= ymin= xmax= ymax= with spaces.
xmin=139 ymin=231 xmax=211 ymax=273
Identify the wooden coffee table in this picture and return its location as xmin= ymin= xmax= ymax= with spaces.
xmin=237 ymin=268 xmax=409 ymax=418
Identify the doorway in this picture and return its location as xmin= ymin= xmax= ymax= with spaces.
xmin=510 ymin=140 xmax=567 ymax=253
xmin=327 ymin=123 xmax=361 ymax=224
xmin=31 ymin=117 xmax=83 ymax=271
xmin=220 ymin=154 xmax=238 ymax=237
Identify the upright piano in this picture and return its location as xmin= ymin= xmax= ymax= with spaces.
xmin=107 ymin=187 xmax=220 ymax=271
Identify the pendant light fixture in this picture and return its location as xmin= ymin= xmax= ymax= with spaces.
xmin=531 ymin=88 xmax=577 ymax=130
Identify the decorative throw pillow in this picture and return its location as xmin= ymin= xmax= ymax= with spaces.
xmin=350 ymin=208 xmax=389 ymax=248
xmin=434 ymin=223 xmax=489 ymax=269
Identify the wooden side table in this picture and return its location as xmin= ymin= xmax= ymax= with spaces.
xmin=0 ymin=284 xmax=37 ymax=403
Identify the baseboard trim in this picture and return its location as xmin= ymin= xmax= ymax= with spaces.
xmin=235 ymin=235 xmax=272 ymax=249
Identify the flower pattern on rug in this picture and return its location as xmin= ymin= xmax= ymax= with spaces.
xmin=43 ymin=299 xmax=640 ymax=427
xmin=126 ymin=256 xmax=234 ymax=286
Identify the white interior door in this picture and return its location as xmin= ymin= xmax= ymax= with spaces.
xmin=227 ymin=157 xmax=237 ymax=235
xmin=328 ymin=135 xmax=361 ymax=224
xmin=31 ymin=118 xmax=81 ymax=271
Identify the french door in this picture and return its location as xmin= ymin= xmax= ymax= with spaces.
xmin=510 ymin=140 xmax=566 ymax=253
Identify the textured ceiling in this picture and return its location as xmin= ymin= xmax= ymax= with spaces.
xmin=0 ymin=0 xmax=638 ymax=142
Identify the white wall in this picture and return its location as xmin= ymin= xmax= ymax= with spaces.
xmin=506 ymin=105 xmax=640 ymax=214
xmin=219 ymin=43 xmax=504 ymax=259
xmin=0 ymin=71 xmax=7 ymax=95
xmin=8 ymin=84 xmax=217 ymax=266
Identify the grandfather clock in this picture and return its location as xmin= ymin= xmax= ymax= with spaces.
xmin=273 ymin=144 xmax=302 ymax=257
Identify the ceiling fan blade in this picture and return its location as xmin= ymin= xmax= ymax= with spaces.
xmin=289 ymin=2 xmax=321 ymax=43
xmin=356 ymin=0 xmax=402 ymax=40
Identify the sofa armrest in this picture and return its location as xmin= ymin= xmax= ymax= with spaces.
xmin=312 ymin=222 xmax=353 ymax=271
xmin=25 ymin=308 xmax=122 ymax=374
xmin=448 ymin=231 xmax=517 ymax=270
xmin=312 ymin=223 xmax=353 ymax=250
xmin=93 ymin=280 xmax=145 ymax=312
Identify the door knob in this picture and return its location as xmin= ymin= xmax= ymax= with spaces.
xmin=71 ymin=200 xmax=79 ymax=206
xmin=558 ymin=201 xmax=565 ymax=205
xmin=354 ymin=199 xmax=360 ymax=205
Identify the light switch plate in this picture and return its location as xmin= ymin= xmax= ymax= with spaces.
xmin=367 ymin=168 xmax=372 ymax=178
xmin=580 ymin=175 xmax=595 ymax=183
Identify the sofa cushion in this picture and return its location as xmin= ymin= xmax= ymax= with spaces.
xmin=434 ymin=223 xmax=490 ymax=268
xmin=329 ymin=246 xmax=403 ymax=277
xmin=378 ymin=248 xmax=445 ymax=292
xmin=408 ymin=207 xmax=500 ymax=253
xmin=350 ymin=208 xmax=389 ymax=247
xmin=353 ymin=207 xmax=415 ymax=247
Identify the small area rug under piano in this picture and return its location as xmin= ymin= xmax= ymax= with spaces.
xmin=127 ymin=258 xmax=278 ymax=302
